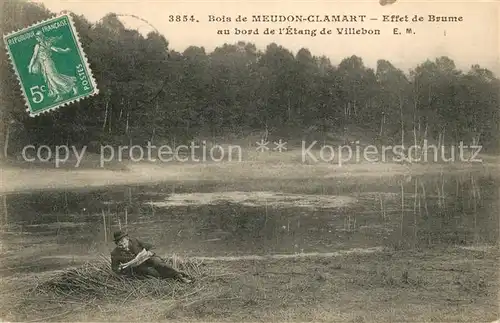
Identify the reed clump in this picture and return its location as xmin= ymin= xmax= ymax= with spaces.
xmin=11 ymin=255 xmax=235 ymax=321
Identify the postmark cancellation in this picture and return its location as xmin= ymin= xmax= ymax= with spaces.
xmin=3 ymin=13 xmax=98 ymax=117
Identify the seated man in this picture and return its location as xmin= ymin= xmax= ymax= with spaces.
xmin=110 ymin=231 xmax=192 ymax=283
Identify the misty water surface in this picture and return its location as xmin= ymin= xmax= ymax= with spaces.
xmin=0 ymin=172 xmax=498 ymax=275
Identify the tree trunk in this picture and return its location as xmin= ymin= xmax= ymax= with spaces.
xmin=440 ymin=128 xmax=445 ymax=148
xmin=125 ymin=110 xmax=130 ymax=135
xmin=420 ymin=123 xmax=428 ymax=149
xmin=263 ymin=123 xmax=269 ymax=142
xmin=151 ymin=100 xmax=158 ymax=144
xmin=399 ymin=95 xmax=404 ymax=148
xmin=108 ymin=105 xmax=112 ymax=134
xmin=379 ymin=113 xmax=384 ymax=137
xmin=413 ymin=125 xmax=417 ymax=147
xmin=150 ymin=127 xmax=156 ymax=145
xmin=102 ymin=99 xmax=109 ymax=131
xmin=287 ymin=96 xmax=291 ymax=123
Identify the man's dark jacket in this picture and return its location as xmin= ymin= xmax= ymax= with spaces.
xmin=110 ymin=237 xmax=154 ymax=275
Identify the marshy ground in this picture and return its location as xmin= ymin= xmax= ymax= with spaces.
xmin=0 ymin=149 xmax=498 ymax=322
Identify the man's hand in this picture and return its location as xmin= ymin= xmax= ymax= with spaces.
xmin=118 ymin=263 xmax=127 ymax=271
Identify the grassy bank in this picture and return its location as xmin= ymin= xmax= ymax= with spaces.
xmin=1 ymin=246 xmax=498 ymax=322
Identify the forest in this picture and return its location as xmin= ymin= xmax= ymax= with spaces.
xmin=1 ymin=0 xmax=499 ymax=158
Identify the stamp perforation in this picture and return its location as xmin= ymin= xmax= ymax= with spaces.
xmin=3 ymin=12 xmax=99 ymax=117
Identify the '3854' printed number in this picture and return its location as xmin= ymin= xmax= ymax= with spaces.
xmin=169 ymin=15 xmax=198 ymax=22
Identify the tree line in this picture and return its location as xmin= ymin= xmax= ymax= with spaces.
xmin=1 ymin=0 xmax=498 ymax=158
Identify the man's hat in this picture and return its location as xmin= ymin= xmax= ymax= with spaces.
xmin=113 ymin=231 xmax=128 ymax=242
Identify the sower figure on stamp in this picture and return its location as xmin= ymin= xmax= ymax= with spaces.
xmin=28 ymin=30 xmax=78 ymax=102
xmin=111 ymin=231 xmax=193 ymax=283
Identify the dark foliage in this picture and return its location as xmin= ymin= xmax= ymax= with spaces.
xmin=1 ymin=0 xmax=498 ymax=156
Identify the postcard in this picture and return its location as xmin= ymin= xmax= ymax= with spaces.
xmin=0 ymin=0 xmax=498 ymax=322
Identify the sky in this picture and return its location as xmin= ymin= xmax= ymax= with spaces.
xmin=33 ymin=0 xmax=499 ymax=74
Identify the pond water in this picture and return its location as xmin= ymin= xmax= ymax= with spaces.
xmin=0 ymin=171 xmax=498 ymax=275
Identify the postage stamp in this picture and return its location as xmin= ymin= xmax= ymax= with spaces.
xmin=3 ymin=13 xmax=98 ymax=117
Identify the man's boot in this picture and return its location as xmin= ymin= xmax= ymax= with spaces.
xmin=178 ymin=271 xmax=194 ymax=283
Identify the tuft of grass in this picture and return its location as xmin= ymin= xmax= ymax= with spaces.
xmin=347 ymin=267 xmax=426 ymax=289
xmin=454 ymin=271 xmax=489 ymax=295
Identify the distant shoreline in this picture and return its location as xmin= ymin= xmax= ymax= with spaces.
xmin=0 ymin=153 xmax=496 ymax=194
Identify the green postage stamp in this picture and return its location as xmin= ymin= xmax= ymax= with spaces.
xmin=3 ymin=13 xmax=98 ymax=117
